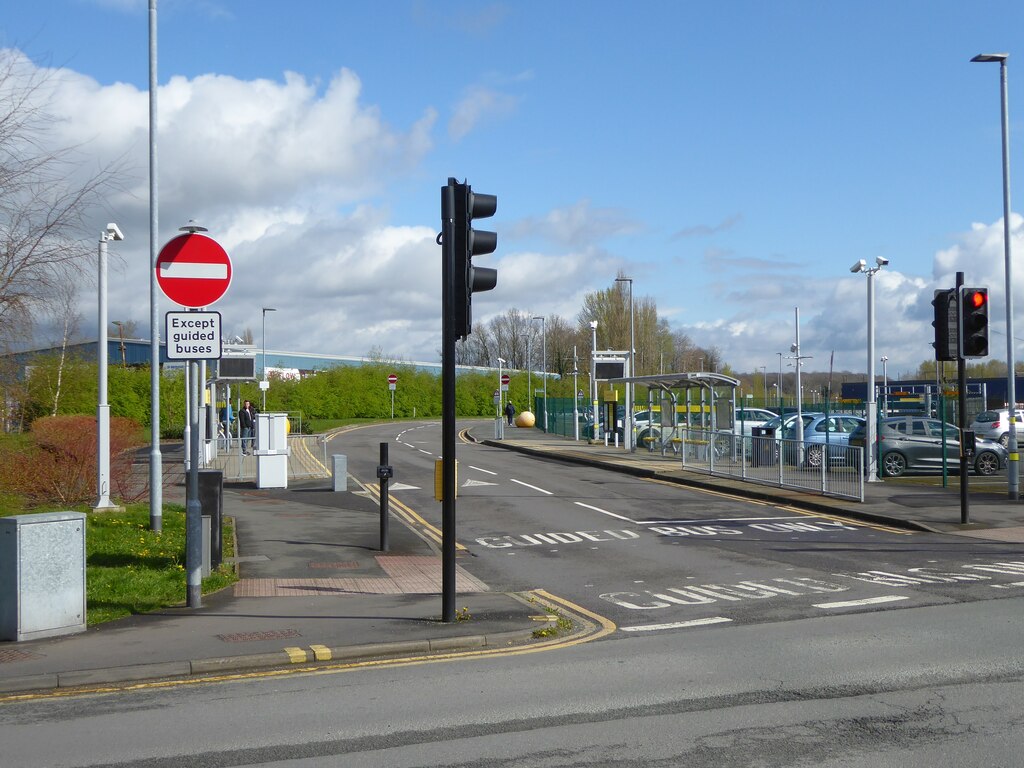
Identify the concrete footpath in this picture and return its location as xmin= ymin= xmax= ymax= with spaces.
xmin=0 ymin=472 xmax=542 ymax=695
xmin=3 ymin=425 xmax=1024 ymax=695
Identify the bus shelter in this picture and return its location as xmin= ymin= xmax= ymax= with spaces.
xmin=606 ymin=371 xmax=741 ymax=458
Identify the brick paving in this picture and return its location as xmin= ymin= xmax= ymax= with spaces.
xmin=233 ymin=554 xmax=489 ymax=597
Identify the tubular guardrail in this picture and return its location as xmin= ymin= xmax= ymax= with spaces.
xmin=201 ymin=434 xmax=331 ymax=481
xmin=641 ymin=427 xmax=864 ymax=502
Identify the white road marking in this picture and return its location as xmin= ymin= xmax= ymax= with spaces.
xmin=637 ymin=515 xmax=809 ymax=524
xmin=159 ymin=262 xmax=228 ymax=280
xmin=813 ymin=595 xmax=909 ymax=609
xmin=510 ymin=479 xmax=553 ymax=495
xmin=622 ymin=617 xmax=733 ymax=632
xmin=418 ymin=449 xmax=433 ymax=455
xmin=469 ymin=465 xmax=498 ymax=475
xmin=387 ymin=483 xmax=420 ymax=491
xmin=462 ymin=479 xmax=497 ymax=487
xmin=574 ymin=501 xmax=637 ymax=523
xmin=991 ymin=581 xmax=1024 ymax=589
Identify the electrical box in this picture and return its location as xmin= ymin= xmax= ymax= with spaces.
xmin=0 ymin=512 xmax=87 ymax=642
xmin=256 ymin=412 xmax=290 ymax=488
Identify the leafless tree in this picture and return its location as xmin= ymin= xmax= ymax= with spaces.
xmin=0 ymin=50 xmax=122 ymax=351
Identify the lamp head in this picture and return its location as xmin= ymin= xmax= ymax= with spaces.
xmin=105 ymin=223 xmax=124 ymax=241
xmin=850 ymin=259 xmax=867 ymax=273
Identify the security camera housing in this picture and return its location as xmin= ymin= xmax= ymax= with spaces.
xmin=106 ymin=223 xmax=124 ymax=241
xmin=850 ymin=259 xmax=867 ymax=273
xmin=875 ymin=256 xmax=889 ymax=267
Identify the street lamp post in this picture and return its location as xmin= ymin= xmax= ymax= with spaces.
xmin=261 ymin=307 xmax=276 ymax=411
xmin=971 ymin=52 xmax=1018 ymax=500
xmin=615 ymin=276 xmax=636 ymax=452
xmin=96 ymin=223 xmax=125 ymax=511
xmin=533 ymin=316 xmax=547 ymax=432
xmin=880 ymin=356 xmax=889 ymax=416
xmin=759 ymin=365 xmax=767 ymax=408
xmin=113 ymin=321 xmax=127 ymax=366
xmin=776 ymin=352 xmax=784 ymax=414
xmin=590 ymin=320 xmax=599 ymax=441
xmin=851 ymin=256 xmax=889 ymax=482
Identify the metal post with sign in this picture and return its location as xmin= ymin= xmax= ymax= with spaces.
xmin=388 ymin=373 xmax=397 ymax=419
xmin=156 ymin=227 xmax=231 ymax=608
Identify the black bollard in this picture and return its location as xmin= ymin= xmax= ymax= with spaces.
xmin=378 ymin=442 xmax=390 ymax=551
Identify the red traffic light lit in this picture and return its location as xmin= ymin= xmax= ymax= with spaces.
xmin=967 ymin=289 xmax=986 ymax=309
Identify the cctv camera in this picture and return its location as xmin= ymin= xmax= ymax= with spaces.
xmin=590 ymin=321 xmax=598 ymax=329
xmin=105 ymin=223 xmax=124 ymax=241
xmin=875 ymin=256 xmax=889 ymax=267
xmin=850 ymin=259 xmax=867 ymax=273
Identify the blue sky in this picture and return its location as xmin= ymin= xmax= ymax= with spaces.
xmin=4 ymin=0 xmax=1024 ymax=379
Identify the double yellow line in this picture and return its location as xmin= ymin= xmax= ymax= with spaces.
xmin=361 ymin=478 xmax=466 ymax=551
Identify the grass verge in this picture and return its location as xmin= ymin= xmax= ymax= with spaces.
xmin=85 ymin=503 xmax=237 ymax=625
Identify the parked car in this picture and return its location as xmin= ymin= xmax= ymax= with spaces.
xmin=800 ymin=414 xmax=865 ymax=468
xmin=848 ymin=416 xmax=1007 ymax=477
xmin=733 ymin=408 xmax=778 ymax=436
xmin=968 ymin=409 xmax=1024 ymax=448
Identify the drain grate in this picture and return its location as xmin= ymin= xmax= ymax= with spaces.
xmin=0 ymin=648 xmax=42 ymax=663
xmin=217 ymin=629 xmax=302 ymax=643
xmin=308 ymin=561 xmax=360 ymax=569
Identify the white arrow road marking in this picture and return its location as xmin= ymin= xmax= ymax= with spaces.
xmin=622 ymin=617 xmax=733 ymax=632
xmin=510 ymin=479 xmax=552 ymax=495
xmin=159 ymin=262 xmax=228 ymax=279
xmin=574 ymin=502 xmax=637 ymax=524
xmin=813 ymin=595 xmax=909 ymax=609
xmin=463 ymin=479 xmax=498 ymax=487
xmin=387 ymin=483 xmax=420 ymax=491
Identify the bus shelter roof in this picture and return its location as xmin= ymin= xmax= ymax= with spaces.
xmin=606 ymin=372 xmax=741 ymax=392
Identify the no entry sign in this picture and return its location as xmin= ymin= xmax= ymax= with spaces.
xmin=156 ymin=233 xmax=232 ymax=308
xmin=388 ymin=374 xmax=398 ymax=384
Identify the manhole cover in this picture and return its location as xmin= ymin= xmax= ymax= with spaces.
xmin=217 ymin=629 xmax=302 ymax=643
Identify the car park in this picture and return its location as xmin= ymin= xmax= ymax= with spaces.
xmin=848 ymin=416 xmax=1007 ymax=477
xmin=968 ymin=409 xmax=1024 ymax=448
xmin=799 ymin=414 xmax=865 ymax=467
xmin=733 ymin=408 xmax=778 ymax=435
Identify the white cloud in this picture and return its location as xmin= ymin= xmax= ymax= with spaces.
xmin=448 ymin=85 xmax=519 ymax=141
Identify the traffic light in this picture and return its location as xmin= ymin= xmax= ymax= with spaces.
xmin=931 ymin=289 xmax=957 ymax=362
xmin=959 ymin=287 xmax=989 ymax=358
xmin=451 ymin=178 xmax=498 ymax=339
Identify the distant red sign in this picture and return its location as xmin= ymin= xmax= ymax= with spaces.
xmin=156 ymin=233 xmax=232 ymax=308
xmin=501 ymin=374 xmax=510 ymax=385
xmin=388 ymin=374 xmax=398 ymax=384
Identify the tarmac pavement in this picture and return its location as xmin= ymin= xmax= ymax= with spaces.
xmin=3 ymin=424 xmax=1024 ymax=696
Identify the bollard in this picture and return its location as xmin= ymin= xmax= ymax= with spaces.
xmin=331 ymin=454 xmax=347 ymax=492
xmin=198 ymin=469 xmax=223 ymax=569
xmin=377 ymin=442 xmax=392 ymax=552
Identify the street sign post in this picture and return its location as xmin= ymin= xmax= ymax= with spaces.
xmin=500 ymin=373 xmax=510 ymax=391
xmin=156 ymin=233 xmax=232 ymax=308
xmin=388 ymin=374 xmax=397 ymax=418
xmin=156 ymin=230 xmax=232 ymax=611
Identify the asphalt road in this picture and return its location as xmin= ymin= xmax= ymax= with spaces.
xmin=337 ymin=421 xmax=1024 ymax=633
xmin=3 ymin=419 xmax=1023 ymax=767
xmin=2 ymin=596 xmax=1021 ymax=767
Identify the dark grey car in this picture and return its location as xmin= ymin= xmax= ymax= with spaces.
xmin=849 ymin=416 xmax=1007 ymax=477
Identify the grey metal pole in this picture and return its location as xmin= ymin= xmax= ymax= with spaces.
xmin=866 ymin=271 xmax=879 ymax=482
xmin=591 ymin=321 xmax=599 ymax=441
xmin=541 ymin=318 xmax=547 ymax=432
xmin=999 ymin=60 xmax=1019 ymax=500
xmin=573 ymin=345 xmax=580 ymax=441
xmin=186 ymin=358 xmax=202 ymax=607
xmin=628 ymin=281 xmax=635 ymax=451
xmin=95 ymin=233 xmax=116 ymax=510
xmin=794 ymin=307 xmax=804 ymax=452
xmin=148 ymin=0 xmax=162 ymax=531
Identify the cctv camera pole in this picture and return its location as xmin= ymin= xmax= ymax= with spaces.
xmin=95 ymin=228 xmax=120 ymax=510
xmin=957 ymin=271 xmax=970 ymax=524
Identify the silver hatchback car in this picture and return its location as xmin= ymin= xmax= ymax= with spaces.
xmin=968 ymin=409 xmax=1024 ymax=448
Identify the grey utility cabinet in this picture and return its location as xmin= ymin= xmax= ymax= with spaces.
xmin=0 ymin=511 xmax=87 ymax=642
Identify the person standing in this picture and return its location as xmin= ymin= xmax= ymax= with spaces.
xmin=239 ymin=399 xmax=256 ymax=454
xmin=504 ymin=401 xmax=516 ymax=426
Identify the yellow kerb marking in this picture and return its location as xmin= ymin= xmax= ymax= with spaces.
xmin=310 ymin=645 xmax=332 ymax=661
xmin=283 ymin=647 xmax=307 ymax=663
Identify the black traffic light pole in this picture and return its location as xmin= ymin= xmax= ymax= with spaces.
xmin=956 ymin=271 xmax=970 ymax=524
xmin=440 ymin=180 xmax=457 ymax=623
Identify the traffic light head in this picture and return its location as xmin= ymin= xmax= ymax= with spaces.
xmin=450 ymin=179 xmax=498 ymax=339
xmin=931 ymin=289 xmax=957 ymax=361
xmin=959 ymin=287 xmax=989 ymax=358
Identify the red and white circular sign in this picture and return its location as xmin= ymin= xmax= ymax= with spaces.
xmin=388 ymin=374 xmax=398 ymax=384
xmin=156 ymin=233 xmax=232 ymax=308
xmin=500 ymin=374 xmax=510 ymax=385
